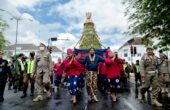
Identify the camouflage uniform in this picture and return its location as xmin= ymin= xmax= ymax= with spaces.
xmin=140 ymin=54 xmax=159 ymax=99
xmin=139 ymin=53 xmax=162 ymax=107
xmin=157 ymin=58 xmax=170 ymax=93
xmin=15 ymin=58 xmax=26 ymax=91
xmin=32 ymin=52 xmax=52 ymax=96
xmin=8 ymin=62 xmax=16 ymax=90
xmin=21 ymin=58 xmax=35 ymax=98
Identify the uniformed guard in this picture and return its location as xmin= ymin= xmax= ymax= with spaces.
xmin=21 ymin=51 xmax=35 ymax=98
xmin=138 ymin=46 xmax=162 ymax=107
xmin=8 ymin=60 xmax=15 ymax=90
xmin=0 ymin=51 xmax=11 ymax=102
xmin=32 ymin=43 xmax=53 ymax=102
xmin=133 ymin=60 xmax=142 ymax=85
xmin=15 ymin=53 xmax=26 ymax=92
xmin=158 ymin=50 xmax=170 ymax=95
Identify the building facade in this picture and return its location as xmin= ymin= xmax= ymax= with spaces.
xmin=118 ymin=37 xmax=170 ymax=64
xmin=3 ymin=44 xmax=64 ymax=63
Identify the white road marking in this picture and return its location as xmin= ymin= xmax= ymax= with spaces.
xmin=123 ymin=99 xmax=137 ymax=110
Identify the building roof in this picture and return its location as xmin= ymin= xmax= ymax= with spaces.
xmin=4 ymin=44 xmax=62 ymax=52
xmin=4 ymin=44 xmax=39 ymax=50
xmin=118 ymin=37 xmax=142 ymax=50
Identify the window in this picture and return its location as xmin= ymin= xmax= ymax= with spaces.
xmin=137 ymin=53 xmax=141 ymax=57
xmin=16 ymin=47 xmax=22 ymax=50
xmin=124 ymin=53 xmax=128 ymax=57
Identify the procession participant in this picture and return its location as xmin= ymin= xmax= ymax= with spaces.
xmin=76 ymin=53 xmax=86 ymax=93
xmin=32 ymin=43 xmax=53 ymax=102
xmin=53 ymin=57 xmax=63 ymax=92
xmin=21 ymin=51 xmax=35 ymax=98
xmin=0 ymin=51 xmax=11 ymax=102
xmin=120 ymin=59 xmax=128 ymax=88
xmin=125 ymin=62 xmax=131 ymax=80
xmin=133 ymin=60 xmax=142 ymax=85
xmin=105 ymin=50 xmax=121 ymax=102
xmin=123 ymin=62 xmax=128 ymax=77
xmin=115 ymin=52 xmax=127 ymax=77
xmin=114 ymin=52 xmax=127 ymax=89
xmin=15 ymin=53 xmax=26 ymax=91
xmin=65 ymin=49 xmax=81 ymax=104
xmin=158 ymin=50 xmax=169 ymax=95
xmin=8 ymin=60 xmax=15 ymax=90
xmin=13 ymin=58 xmax=18 ymax=93
xmin=98 ymin=53 xmax=108 ymax=93
xmin=79 ymin=47 xmax=105 ymax=103
xmin=138 ymin=46 xmax=162 ymax=107
xmin=61 ymin=55 xmax=72 ymax=86
xmin=50 ymin=61 xmax=55 ymax=89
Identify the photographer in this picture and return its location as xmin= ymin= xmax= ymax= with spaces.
xmin=0 ymin=51 xmax=11 ymax=102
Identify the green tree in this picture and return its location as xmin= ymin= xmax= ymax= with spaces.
xmin=123 ymin=0 xmax=170 ymax=50
xmin=0 ymin=16 xmax=9 ymax=51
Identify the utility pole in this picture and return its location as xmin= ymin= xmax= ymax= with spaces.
xmin=0 ymin=9 xmax=33 ymax=59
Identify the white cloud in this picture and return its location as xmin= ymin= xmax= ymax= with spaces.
xmin=7 ymin=0 xmax=58 ymax=11
xmin=0 ymin=0 xmax=52 ymax=46
xmin=47 ymin=0 xmax=129 ymax=50
xmin=48 ymin=0 xmax=128 ymax=33
xmin=110 ymin=45 xmax=120 ymax=51
xmin=0 ymin=0 xmax=130 ymax=51
xmin=52 ymin=33 xmax=79 ymax=50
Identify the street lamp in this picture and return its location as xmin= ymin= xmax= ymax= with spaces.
xmin=0 ymin=9 xmax=33 ymax=60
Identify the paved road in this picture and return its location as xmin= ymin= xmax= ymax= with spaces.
xmin=1 ymin=80 xmax=169 ymax=110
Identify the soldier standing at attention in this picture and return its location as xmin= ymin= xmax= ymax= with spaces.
xmin=157 ymin=50 xmax=169 ymax=95
xmin=138 ymin=46 xmax=162 ymax=107
xmin=0 ymin=51 xmax=11 ymax=102
xmin=32 ymin=43 xmax=53 ymax=102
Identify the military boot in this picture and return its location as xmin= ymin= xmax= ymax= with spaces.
xmin=46 ymin=91 xmax=51 ymax=98
xmin=151 ymin=99 xmax=163 ymax=107
xmin=21 ymin=92 xmax=27 ymax=98
xmin=8 ymin=86 xmax=12 ymax=90
xmin=165 ymin=88 xmax=168 ymax=94
xmin=14 ymin=89 xmax=17 ymax=93
xmin=30 ymin=88 xmax=34 ymax=96
xmin=138 ymin=93 xmax=143 ymax=100
xmin=33 ymin=95 xmax=43 ymax=102
xmin=161 ymin=88 xmax=165 ymax=94
xmin=21 ymin=89 xmax=27 ymax=98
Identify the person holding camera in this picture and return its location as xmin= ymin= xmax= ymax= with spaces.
xmin=0 ymin=51 xmax=11 ymax=102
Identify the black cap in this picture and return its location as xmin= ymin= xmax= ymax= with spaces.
xmin=19 ymin=53 xmax=24 ymax=57
xmin=159 ymin=50 xmax=163 ymax=53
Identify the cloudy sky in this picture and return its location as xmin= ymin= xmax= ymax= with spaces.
xmin=0 ymin=0 xmax=132 ymax=51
